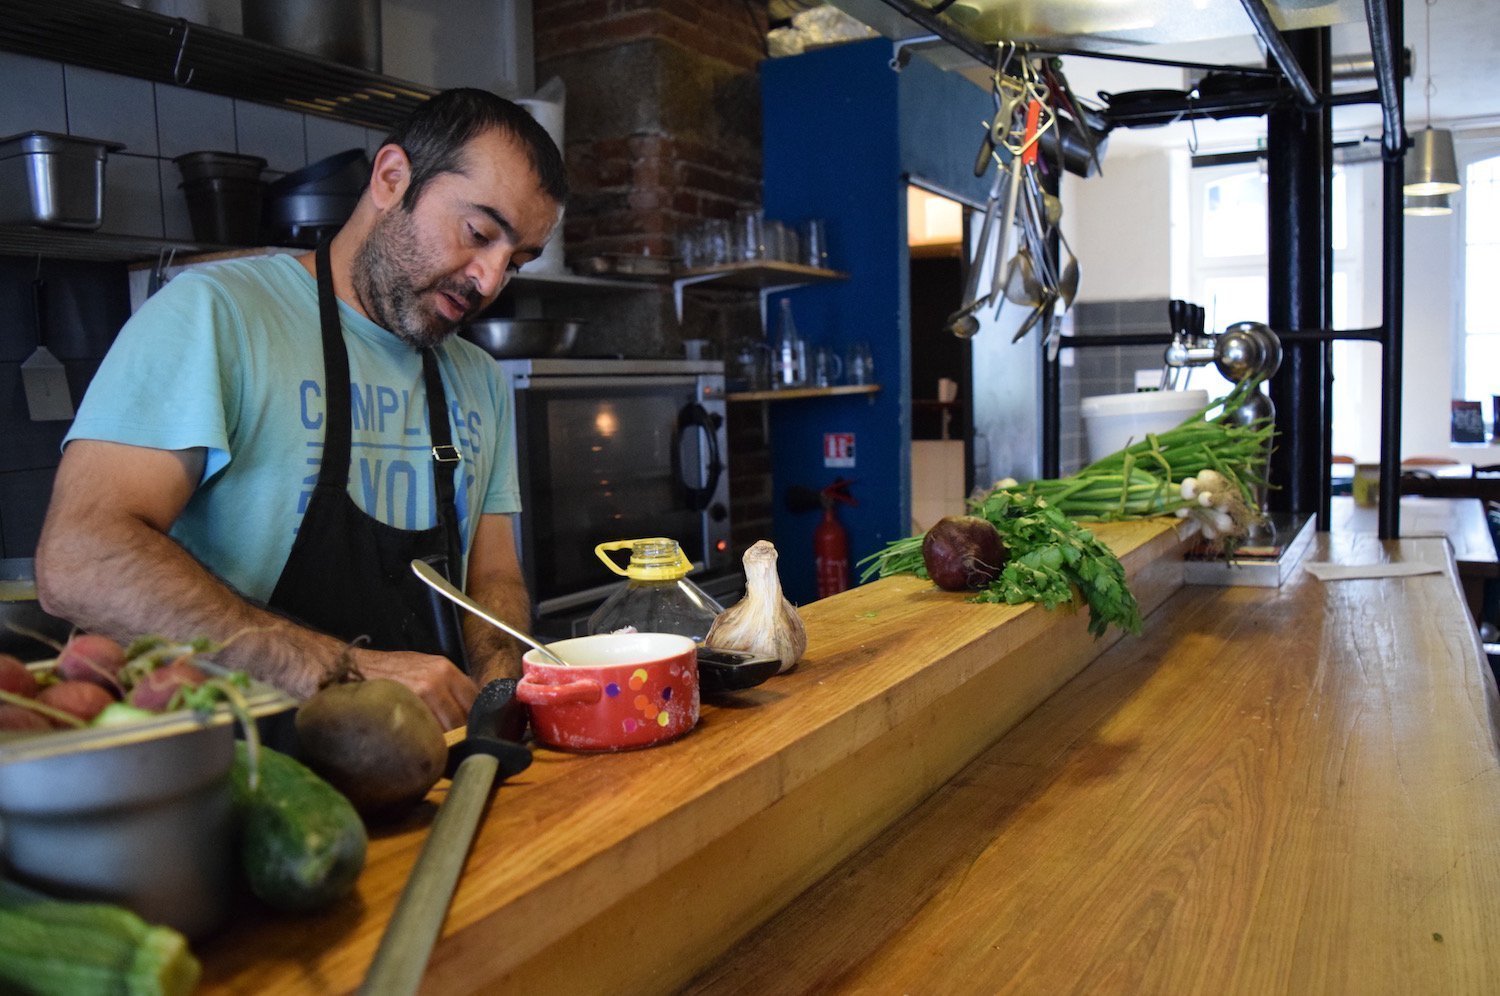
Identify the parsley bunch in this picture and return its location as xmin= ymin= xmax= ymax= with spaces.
xmin=858 ymin=488 xmax=1141 ymax=639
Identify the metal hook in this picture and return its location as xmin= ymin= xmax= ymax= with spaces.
xmin=889 ymin=33 xmax=940 ymax=72
xmin=171 ymin=19 xmax=194 ymax=86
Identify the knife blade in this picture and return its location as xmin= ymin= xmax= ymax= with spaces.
xmin=359 ymin=679 xmax=532 ymax=995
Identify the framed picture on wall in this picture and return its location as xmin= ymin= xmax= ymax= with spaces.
xmin=1451 ymin=400 xmax=1485 ymax=443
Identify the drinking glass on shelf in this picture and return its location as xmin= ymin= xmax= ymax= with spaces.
xmin=800 ymin=218 xmax=828 ymax=268
xmin=846 ymin=342 xmax=874 ymax=385
xmin=735 ymin=209 xmax=766 ymax=261
xmin=813 ymin=346 xmax=844 ymax=387
xmin=700 ymin=218 xmax=731 ymax=266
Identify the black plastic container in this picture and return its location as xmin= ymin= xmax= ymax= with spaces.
xmin=264 ymin=148 xmax=368 ymax=246
xmin=175 ymin=151 xmax=267 ymax=245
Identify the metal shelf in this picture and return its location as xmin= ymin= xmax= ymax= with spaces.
xmin=0 ymin=0 xmax=436 ymax=130
xmin=0 ymin=226 xmax=217 ymax=263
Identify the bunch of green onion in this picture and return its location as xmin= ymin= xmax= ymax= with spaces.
xmin=1007 ymin=382 xmax=1274 ymax=520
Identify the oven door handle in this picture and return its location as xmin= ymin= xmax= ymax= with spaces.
xmin=676 ymin=403 xmax=723 ymax=511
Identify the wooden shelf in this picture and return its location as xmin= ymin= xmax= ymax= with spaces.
xmin=675 ymin=260 xmax=848 ymax=289
xmin=672 ymin=261 xmax=849 ymax=324
xmin=727 ymin=384 xmax=880 ymax=402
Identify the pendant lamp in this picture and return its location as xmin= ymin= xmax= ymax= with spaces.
xmin=1404 ymin=0 xmax=1461 ymax=195
xmin=1406 ymin=127 xmax=1460 ymax=195
xmin=1404 ymin=190 xmax=1453 ymax=216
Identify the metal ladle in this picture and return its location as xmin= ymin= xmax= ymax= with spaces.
xmin=410 ymin=559 xmax=570 ymax=667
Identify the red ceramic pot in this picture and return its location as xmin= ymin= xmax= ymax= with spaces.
xmin=516 ymin=633 xmax=699 ymax=751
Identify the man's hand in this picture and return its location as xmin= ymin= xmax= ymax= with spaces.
xmin=353 ymin=648 xmax=478 ymax=731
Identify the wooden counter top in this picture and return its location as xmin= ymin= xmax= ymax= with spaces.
xmin=198 ymin=518 xmax=1186 ymax=993
xmin=689 ymin=532 xmax=1500 ymax=993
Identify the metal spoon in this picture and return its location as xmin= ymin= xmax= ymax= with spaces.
xmin=410 ymin=559 xmax=570 ymax=667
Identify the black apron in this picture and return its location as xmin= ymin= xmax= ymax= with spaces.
xmin=265 ymin=241 xmax=470 ymax=670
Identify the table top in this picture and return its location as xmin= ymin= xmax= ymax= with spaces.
xmin=690 ymin=532 xmax=1500 ymax=994
xmin=1331 ymin=494 xmax=1499 ymax=576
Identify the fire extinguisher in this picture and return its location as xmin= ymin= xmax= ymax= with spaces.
xmin=813 ymin=478 xmax=857 ymax=599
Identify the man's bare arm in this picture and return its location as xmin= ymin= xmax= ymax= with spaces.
xmin=35 ymin=439 xmax=477 ymax=729
xmin=460 ymin=514 xmax=532 ymax=685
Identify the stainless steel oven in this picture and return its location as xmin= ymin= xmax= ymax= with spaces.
xmin=500 ymin=358 xmax=737 ymax=639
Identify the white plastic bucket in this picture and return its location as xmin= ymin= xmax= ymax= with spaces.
xmin=1080 ymin=389 xmax=1209 ymax=462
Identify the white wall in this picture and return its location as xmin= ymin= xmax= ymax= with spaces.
xmin=1067 ymin=136 xmax=1500 ymax=465
xmin=1066 ymin=149 xmax=1178 ymax=302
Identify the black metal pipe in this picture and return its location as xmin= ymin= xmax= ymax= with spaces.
xmin=1265 ymin=29 xmax=1332 ymax=523
xmin=1377 ymin=15 xmax=1406 ymax=538
xmin=1364 ymin=0 xmax=1407 ymax=157
xmin=1061 ymin=334 xmax=1173 ymax=349
xmin=1236 ymin=0 xmax=1321 ymax=107
xmin=1040 ymin=167 xmax=1061 ymax=478
xmin=1032 ymin=45 xmax=1284 ymax=78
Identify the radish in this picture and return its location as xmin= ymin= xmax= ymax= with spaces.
xmin=922 ymin=515 xmax=1010 ymax=591
xmin=0 ymin=654 xmax=38 ymax=698
xmin=36 ymin=681 xmax=115 ymax=724
xmin=128 ymin=658 xmax=209 ymax=712
xmin=56 ymin=634 xmax=128 ymax=693
xmin=0 ymin=703 xmax=52 ymax=734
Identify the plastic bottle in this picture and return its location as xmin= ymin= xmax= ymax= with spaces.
xmin=587 ymin=538 xmax=724 ymax=642
xmin=774 ymin=297 xmax=806 ymax=388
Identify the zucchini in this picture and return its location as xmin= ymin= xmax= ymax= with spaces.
xmin=0 ymin=879 xmax=200 ymax=995
xmin=230 ymin=742 xmax=368 ymax=912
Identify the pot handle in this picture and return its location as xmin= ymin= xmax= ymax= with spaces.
xmin=516 ymin=674 xmax=602 ymax=706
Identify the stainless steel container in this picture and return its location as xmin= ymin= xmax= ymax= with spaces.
xmin=0 ymin=132 xmax=124 ymax=230
xmin=460 ymin=318 xmax=584 ymax=359
xmin=0 ymin=668 xmax=296 ymax=938
xmin=241 ymin=0 xmax=382 ymax=72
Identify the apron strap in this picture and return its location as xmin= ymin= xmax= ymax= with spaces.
xmin=313 ymin=240 xmax=353 ymax=488
xmin=421 ymin=347 xmax=465 ymax=577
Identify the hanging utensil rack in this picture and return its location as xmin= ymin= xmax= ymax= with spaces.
xmin=859 ymin=0 xmax=1409 ymax=539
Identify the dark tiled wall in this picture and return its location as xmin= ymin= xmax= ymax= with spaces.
xmin=0 ymin=45 xmax=405 ymax=560
xmin=1059 ymin=298 xmax=1171 ymax=475
xmin=0 ymin=258 xmax=130 ymax=558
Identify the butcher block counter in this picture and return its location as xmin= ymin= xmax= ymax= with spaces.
xmin=197 ymin=521 xmax=1500 ymax=993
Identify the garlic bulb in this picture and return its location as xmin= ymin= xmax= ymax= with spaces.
xmin=705 ymin=540 xmax=807 ymax=673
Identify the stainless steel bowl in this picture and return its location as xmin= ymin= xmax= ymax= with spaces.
xmin=0 ymin=665 xmax=297 ymax=938
xmin=459 ymin=318 xmax=583 ymax=359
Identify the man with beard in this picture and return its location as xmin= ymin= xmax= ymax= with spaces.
xmin=34 ymin=89 xmax=566 ymax=730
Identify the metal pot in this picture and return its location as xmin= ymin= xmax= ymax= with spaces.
xmin=241 ymin=0 xmax=382 ymax=72
xmin=516 ymin=634 xmax=699 ymax=751
xmin=459 ymin=318 xmax=583 ymax=359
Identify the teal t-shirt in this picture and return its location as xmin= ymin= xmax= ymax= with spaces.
xmin=66 ymin=253 xmax=520 ymax=602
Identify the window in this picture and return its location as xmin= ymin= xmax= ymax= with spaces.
xmin=1462 ymin=152 xmax=1500 ymax=406
xmin=1186 ymin=160 xmax=1369 ymax=457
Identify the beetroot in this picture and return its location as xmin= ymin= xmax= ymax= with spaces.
xmin=0 ymin=703 xmax=52 ymax=734
xmin=0 ymin=653 xmax=38 ymax=698
xmin=36 ymin=681 xmax=115 ymax=724
xmin=922 ymin=515 xmax=1010 ymax=591
xmin=128 ymin=658 xmax=208 ymax=712
xmin=56 ymin=633 xmax=128 ymax=693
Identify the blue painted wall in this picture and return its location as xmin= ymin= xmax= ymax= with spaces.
xmin=761 ymin=39 xmax=993 ymax=603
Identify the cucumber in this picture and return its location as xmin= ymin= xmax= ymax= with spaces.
xmin=0 ymin=879 xmax=200 ymax=995
xmin=230 ymin=742 xmax=368 ymax=912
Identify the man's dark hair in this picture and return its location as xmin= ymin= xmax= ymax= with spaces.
xmin=382 ymin=87 xmax=568 ymax=212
